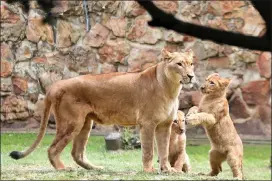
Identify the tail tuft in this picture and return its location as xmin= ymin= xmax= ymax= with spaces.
xmin=9 ymin=151 xmax=24 ymax=160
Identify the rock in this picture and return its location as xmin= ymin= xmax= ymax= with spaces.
xmin=15 ymin=40 xmax=37 ymax=61
xmin=106 ymin=17 xmax=127 ymax=37
xmin=241 ymin=80 xmax=270 ymax=105
xmin=256 ymin=52 xmax=271 ymax=78
xmin=207 ymin=1 xmax=245 ymax=16
xmin=0 ymin=3 xmax=20 ymax=24
xmin=101 ymin=63 xmax=117 ymax=74
xmin=179 ymin=90 xmax=202 ymax=109
xmin=258 ymin=104 xmax=271 ymax=125
xmin=127 ymin=47 xmax=160 ymax=72
xmin=67 ymin=46 xmax=98 ymax=74
xmin=1 ymin=60 xmax=13 ymax=78
xmin=89 ymin=1 xmax=120 ymax=14
xmin=1 ymin=42 xmax=15 ymax=61
xmin=164 ymin=30 xmax=185 ymax=43
xmin=13 ymin=62 xmax=30 ymax=77
xmin=83 ymin=23 xmax=110 ymax=48
xmin=1 ymin=43 xmax=14 ymax=77
xmin=123 ymin=1 xmax=146 ymax=17
xmin=207 ymin=57 xmax=230 ymax=69
xmin=242 ymin=69 xmax=262 ymax=85
xmin=37 ymin=41 xmax=53 ymax=56
xmin=235 ymin=119 xmax=265 ymax=136
xmin=127 ymin=15 xmax=162 ymax=45
xmin=12 ymin=76 xmax=28 ymax=95
xmin=179 ymin=91 xmax=193 ymax=109
xmin=26 ymin=10 xmax=54 ymax=45
xmin=98 ymin=39 xmax=131 ymax=64
xmin=1 ymin=95 xmax=29 ymax=121
xmin=1 ymin=77 xmax=12 ymax=96
xmin=39 ymin=71 xmax=62 ymax=92
xmin=51 ymin=1 xmax=83 ymax=16
xmin=191 ymin=41 xmax=219 ymax=61
xmin=0 ymin=3 xmax=26 ymax=42
xmin=56 ymin=18 xmax=84 ymax=48
xmin=191 ymin=91 xmax=202 ymax=106
xmin=229 ymin=89 xmax=251 ymax=119
xmin=241 ymin=5 xmax=266 ymax=36
xmin=163 ymin=44 xmax=183 ymax=53
xmin=153 ymin=1 xmax=179 ymax=14
xmin=118 ymin=65 xmax=128 ymax=72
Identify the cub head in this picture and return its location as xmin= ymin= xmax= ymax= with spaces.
xmin=161 ymin=49 xmax=195 ymax=85
xmin=200 ymin=73 xmax=231 ymax=96
xmin=172 ymin=110 xmax=186 ymax=135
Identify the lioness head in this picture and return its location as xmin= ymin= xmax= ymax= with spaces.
xmin=161 ymin=49 xmax=195 ymax=85
xmin=172 ymin=110 xmax=186 ymax=134
xmin=200 ymin=73 xmax=231 ymax=95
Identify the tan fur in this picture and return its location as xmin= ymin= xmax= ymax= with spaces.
xmin=12 ymin=49 xmax=195 ymax=173
xmin=186 ymin=73 xmax=244 ymax=179
xmin=168 ymin=110 xmax=191 ymax=172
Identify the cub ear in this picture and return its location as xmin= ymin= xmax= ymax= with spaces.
xmin=185 ymin=49 xmax=195 ymax=60
xmin=207 ymin=73 xmax=220 ymax=79
xmin=161 ymin=48 xmax=173 ymax=62
xmin=220 ymin=78 xmax=231 ymax=87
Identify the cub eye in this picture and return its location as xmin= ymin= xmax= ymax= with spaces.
xmin=191 ymin=63 xmax=193 ymax=66
xmin=210 ymin=81 xmax=215 ymax=85
xmin=176 ymin=63 xmax=182 ymax=66
xmin=182 ymin=119 xmax=185 ymax=122
xmin=173 ymin=120 xmax=178 ymax=124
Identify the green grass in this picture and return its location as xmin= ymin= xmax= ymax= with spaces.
xmin=1 ymin=133 xmax=271 ymax=180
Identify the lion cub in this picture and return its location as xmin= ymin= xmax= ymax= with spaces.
xmin=186 ymin=73 xmax=243 ymax=179
xmin=168 ymin=110 xmax=191 ymax=172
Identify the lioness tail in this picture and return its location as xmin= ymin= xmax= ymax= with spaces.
xmin=9 ymin=96 xmax=52 ymax=160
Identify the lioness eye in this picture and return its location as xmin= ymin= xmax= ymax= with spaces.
xmin=173 ymin=120 xmax=178 ymax=124
xmin=191 ymin=63 xmax=193 ymax=66
xmin=182 ymin=119 xmax=185 ymax=122
xmin=176 ymin=63 xmax=182 ymax=66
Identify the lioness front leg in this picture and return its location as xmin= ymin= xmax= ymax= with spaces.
xmin=155 ymin=120 xmax=175 ymax=173
xmin=139 ymin=123 xmax=156 ymax=173
xmin=186 ymin=112 xmax=216 ymax=126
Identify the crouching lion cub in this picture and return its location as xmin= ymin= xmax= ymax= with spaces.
xmin=186 ymin=73 xmax=243 ymax=179
xmin=169 ymin=110 xmax=191 ymax=172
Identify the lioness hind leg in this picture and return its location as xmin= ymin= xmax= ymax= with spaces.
xmin=71 ymin=118 xmax=103 ymax=170
xmin=48 ymin=111 xmax=85 ymax=170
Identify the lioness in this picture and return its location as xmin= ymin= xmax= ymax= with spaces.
xmin=186 ymin=73 xmax=243 ymax=179
xmin=10 ymin=49 xmax=195 ymax=173
xmin=169 ymin=110 xmax=191 ymax=172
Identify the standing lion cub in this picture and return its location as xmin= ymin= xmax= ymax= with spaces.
xmin=169 ymin=110 xmax=191 ymax=172
xmin=186 ymin=73 xmax=244 ymax=179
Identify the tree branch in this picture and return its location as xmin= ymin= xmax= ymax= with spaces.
xmin=137 ymin=0 xmax=271 ymax=51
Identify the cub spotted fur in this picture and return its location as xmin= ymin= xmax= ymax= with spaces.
xmin=169 ymin=110 xmax=191 ymax=172
xmin=186 ymin=73 xmax=243 ymax=179
xmin=10 ymin=49 xmax=195 ymax=173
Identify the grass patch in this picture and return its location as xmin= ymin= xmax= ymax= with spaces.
xmin=1 ymin=133 xmax=271 ymax=180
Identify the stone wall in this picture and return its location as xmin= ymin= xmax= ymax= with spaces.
xmin=1 ymin=1 xmax=271 ymax=137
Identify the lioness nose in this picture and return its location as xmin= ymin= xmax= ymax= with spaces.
xmin=187 ymin=74 xmax=194 ymax=81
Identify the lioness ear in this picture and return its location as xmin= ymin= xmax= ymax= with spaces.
xmin=185 ymin=49 xmax=195 ymax=60
xmin=161 ymin=48 xmax=173 ymax=62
